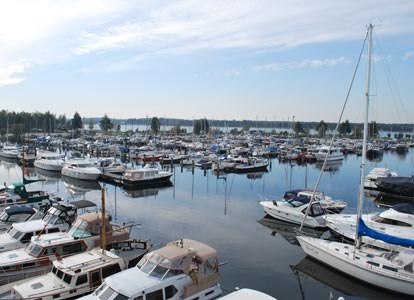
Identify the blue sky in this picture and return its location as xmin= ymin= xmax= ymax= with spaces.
xmin=0 ymin=0 xmax=413 ymax=123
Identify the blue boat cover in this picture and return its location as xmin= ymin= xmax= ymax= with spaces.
xmin=358 ymin=218 xmax=414 ymax=247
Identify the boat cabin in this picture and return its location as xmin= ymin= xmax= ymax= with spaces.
xmin=0 ymin=206 xmax=38 ymax=232
xmin=90 ymin=239 xmax=222 ymax=300
xmin=0 ymin=203 xmax=78 ymax=252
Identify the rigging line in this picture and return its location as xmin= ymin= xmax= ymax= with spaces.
xmin=374 ymin=31 xmax=409 ymax=123
xmin=299 ymin=27 xmax=369 ymax=232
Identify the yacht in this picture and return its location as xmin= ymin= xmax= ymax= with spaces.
xmin=0 ymin=202 xmax=78 ymax=252
xmin=297 ymin=25 xmax=414 ymax=296
xmin=121 ymin=163 xmax=173 ymax=188
xmin=11 ymin=240 xmax=151 ymax=300
xmin=0 ymin=206 xmax=40 ymax=233
xmin=218 ymin=289 xmax=277 ymax=300
xmin=0 ymin=212 xmax=130 ymax=281
xmin=34 ymin=150 xmax=65 ymax=172
xmin=314 ymin=146 xmax=344 ymax=162
xmin=0 ymin=144 xmax=19 ymax=159
xmin=61 ymin=159 xmax=102 ymax=181
xmin=259 ymin=196 xmax=326 ymax=228
xmin=282 ymin=189 xmax=347 ymax=213
xmin=325 ymin=203 xmax=414 ymax=251
xmin=78 ymin=239 xmax=222 ymax=300
xmin=364 ymin=167 xmax=398 ymax=190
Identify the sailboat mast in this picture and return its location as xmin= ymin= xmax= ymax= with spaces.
xmin=356 ymin=24 xmax=373 ymax=247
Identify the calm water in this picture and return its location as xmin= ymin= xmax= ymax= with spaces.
xmin=1 ymin=150 xmax=414 ymax=300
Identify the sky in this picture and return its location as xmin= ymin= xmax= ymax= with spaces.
xmin=0 ymin=0 xmax=413 ymax=123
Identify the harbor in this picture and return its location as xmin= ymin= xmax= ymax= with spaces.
xmin=0 ymin=137 xmax=413 ymax=299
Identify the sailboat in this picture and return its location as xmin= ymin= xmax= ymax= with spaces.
xmin=296 ymin=24 xmax=414 ymax=296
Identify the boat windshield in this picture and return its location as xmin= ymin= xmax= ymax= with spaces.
xmin=139 ymin=260 xmax=172 ymax=279
xmin=26 ymin=242 xmax=43 ymax=257
xmin=68 ymin=219 xmax=93 ymax=238
xmin=42 ymin=207 xmax=64 ymax=224
xmin=7 ymin=227 xmax=23 ymax=240
xmin=95 ymin=284 xmax=128 ymax=300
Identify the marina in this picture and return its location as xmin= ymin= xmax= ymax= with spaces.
xmin=0 ymin=142 xmax=413 ymax=299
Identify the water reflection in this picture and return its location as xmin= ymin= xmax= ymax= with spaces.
xmin=292 ymin=256 xmax=413 ymax=300
xmin=314 ymin=160 xmax=343 ymax=174
xmin=34 ymin=167 xmax=62 ymax=180
xmin=257 ymin=215 xmax=327 ymax=246
xmin=123 ymin=182 xmax=173 ymax=198
xmin=62 ymin=176 xmax=102 ymax=195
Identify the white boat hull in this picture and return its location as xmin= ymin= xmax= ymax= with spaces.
xmin=297 ymin=236 xmax=414 ymax=296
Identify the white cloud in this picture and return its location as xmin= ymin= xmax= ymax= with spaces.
xmin=0 ymin=0 xmax=413 ymax=83
xmin=253 ymin=57 xmax=350 ymax=72
xmin=0 ymin=64 xmax=29 ymax=87
xmin=403 ymin=51 xmax=414 ymax=60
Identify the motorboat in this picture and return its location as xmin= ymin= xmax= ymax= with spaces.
xmin=217 ymin=288 xmax=277 ymax=300
xmin=325 ymin=203 xmax=414 ymax=251
xmin=78 ymin=239 xmax=222 ymax=300
xmin=364 ymin=167 xmax=398 ymax=190
xmin=34 ymin=150 xmax=65 ymax=172
xmin=0 ymin=180 xmax=50 ymax=211
xmin=374 ymin=176 xmax=414 ymax=199
xmin=0 ymin=212 xmax=131 ymax=282
xmin=0 ymin=206 xmax=40 ymax=233
xmin=314 ymin=146 xmax=344 ymax=162
xmin=259 ymin=196 xmax=326 ymax=228
xmin=0 ymin=144 xmax=19 ymax=160
xmin=0 ymin=202 xmax=79 ymax=252
xmin=282 ymin=189 xmax=347 ymax=213
xmin=61 ymin=159 xmax=102 ymax=181
xmin=11 ymin=240 xmax=151 ymax=300
xmin=121 ymin=163 xmax=173 ymax=188
xmin=233 ymin=158 xmax=269 ymax=173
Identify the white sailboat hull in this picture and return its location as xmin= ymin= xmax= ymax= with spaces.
xmin=297 ymin=235 xmax=414 ymax=296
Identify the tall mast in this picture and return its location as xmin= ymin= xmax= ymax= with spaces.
xmin=356 ymin=24 xmax=373 ymax=248
xmin=101 ymin=187 xmax=107 ymax=252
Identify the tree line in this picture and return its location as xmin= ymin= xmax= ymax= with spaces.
xmin=0 ymin=109 xmax=412 ymax=142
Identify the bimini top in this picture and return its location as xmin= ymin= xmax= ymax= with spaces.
xmin=145 ymin=239 xmax=217 ymax=274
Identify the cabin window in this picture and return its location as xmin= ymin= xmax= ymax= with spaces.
xmin=57 ymin=269 xmax=64 ymax=279
xmin=371 ymin=215 xmax=411 ymax=227
xmin=26 ymin=243 xmax=42 ymax=256
xmin=165 ymin=285 xmax=178 ymax=299
xmin=113 ymin=293 xmax=128 ymax=300
xmin=46 ymin=247 xmax=59 ymax=255
xmin=382 ymin=265 xmax=398 ymax=272
xmin=91 ymin=270 xmax=101 ymax=285
xmin=146 ymin=289 xmax=163 ymax=300
xmin=21 ymin=232 xmax=34 ymax=243
xmin=102 ymin=263 xmax=122 ymax=278
xmin=133 ymin=297 xmax=143 ymax=300
xmin=309 ymin=203 xmax=324 ymax=217
xmin=76 ymin=274 xmax=88 ymax=285
xmin=47 ymin=228 xmax=60 ymax=234
xmin=7 ymin=213 xmax=33 ymax=222
xmin=367 ymin=261 xmax=380 ymax=267
xmin=61 ymin=242 xmax=85 ymax=255
xmin=63 ymin=273 xmax=73 ymax=284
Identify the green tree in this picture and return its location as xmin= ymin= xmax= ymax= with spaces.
xmin=294 ymin=121 xmax=304 ymax=134
xmin=88 ymin=118 xmax=94 ymax=130
xmin=316 ymin=120 xmax=327 ymax=137
xmin=151 ymin=117 xmax=160 ymax=135
xmin=338 ymin=120 xmax=351 ymax=135
xmin=72 ymin=112 xmax=83 ymax=130
xmin=369 ymin=121 xmax=379 ymax=138
xmin=100 ymin=114 xmax=114 ymax=132
xmin=193 ymin=120 xmax=201 ymax=135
